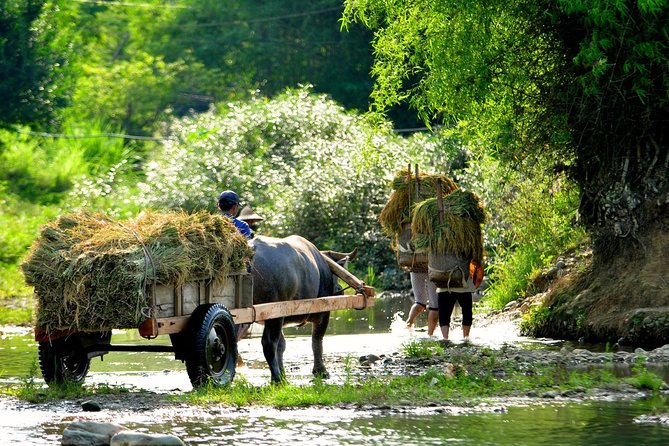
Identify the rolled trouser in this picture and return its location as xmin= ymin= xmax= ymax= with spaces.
xmin=437 ymin=291 xmax=472 ymax=327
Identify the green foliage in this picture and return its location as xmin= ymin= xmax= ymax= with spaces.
xmin=365 ymin=264 xmax=376 ymax=288
xmin=155 ymin=0 xmax=375 ymax=113
xmin=74 ymin=86 xmax=464 ymax=288
xmin=459 ymin=155 xmax=587 ymax=310
xmin=0 ymin=118 xmax=143 ymax=300
xmin=175 ymin=346 xmax=622 ymax=408
xmin=343 ymin=0 xmax=569 ymax=159
xmin=0 ymin=183 xmax=61 ymax=301
xmin=0 ymin=130 xmax=81 ymax=204
xmin=0 ymin=0 xmax=76 ymax=127
xmin=0 ymin=120 xmax=135 ymax=204
xmin=344 ymin=0 xmax=669 ymax=252
xmin=402 ymin=339 xmax=445 ymax=359
xmin=486 ymin=247 xmax=545 ymax=310
xmin=626 ymin=359 xmax=665 ymax=392
xmin=519 ymin=305 xmax=552 ymax=335
xmin=18 ymin=0 xmax=376 ymax=134
xmin=7 ymin=359 xmax=130 ymax=403
xmin=68 ymin=53 xmax=233 ymax=135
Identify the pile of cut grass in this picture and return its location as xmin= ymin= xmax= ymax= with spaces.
xmin=412 ymin=190 xmax=486 ymax=262
xmin=22 ymin=210 xmax=254 ymax=332
xmin=379 ymin=170 xmax=458 ymax=237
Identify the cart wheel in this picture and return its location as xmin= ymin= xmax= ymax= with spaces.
xmin=38 ymin=334 xmax=90 ymax=385
xmin=186 ymin=304 xmax=237 ymax=388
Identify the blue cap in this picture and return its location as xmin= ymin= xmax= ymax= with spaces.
xmin=218 ymin=190 xmax=240 ymax=207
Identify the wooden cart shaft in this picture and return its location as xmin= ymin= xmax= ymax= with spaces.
xmin=140 ymin=286 xmax=374 ymax=337
xmin=137 ymin=250 xmax=373 ymax=337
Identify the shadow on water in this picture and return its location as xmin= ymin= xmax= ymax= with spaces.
xmin=1 ymin=292 xmax=669 ymax=445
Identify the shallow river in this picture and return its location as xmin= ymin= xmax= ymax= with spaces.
xmin=1 ymin=294 xmax=668 ymax=445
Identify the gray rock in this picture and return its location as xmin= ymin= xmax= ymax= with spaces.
xmin=503 ymin=300 xmax=518 ymax=311
xmin=653 ymin=344 xmax=669 ymax=353
xmin=571 ymin=348 xmax=592 ymax=355
xmin=82 ymin=400 xmax=102 ymax=412
xmin=62 ymin=421 xmax=125 ymax=446
xmin=545 ymin=267 xmax=559 ymax=278
xmin=110 ymin=431 xmax=184 ymax=446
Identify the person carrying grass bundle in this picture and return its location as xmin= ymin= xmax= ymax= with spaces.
xmin=405 ymin=272 xmax=439 ymax=336
xmin=412 ymin=190 xmax=486 ymax=343
xmin=218 ymin=190 xmax=253 ymax=239
xmin=379 ymin=169 xmax=459 ymax=336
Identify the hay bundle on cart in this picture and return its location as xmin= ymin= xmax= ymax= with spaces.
xmin=379 ymin=168 xmax=458 ymax=271
xmin=412 ymin=190 xmax=486 ymax=289
xmin=22 ymin=211 xmax=254 ymax=333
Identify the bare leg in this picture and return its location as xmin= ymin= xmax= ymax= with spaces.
xmin=463 ymin=325 xmax=471 ymax=339
xmin=427 ymin=309 xmax=439 ymax=336
xmin=406 ymin=303 xmax=426 ymax=328
xmin=440 ymin=325 xmax=450 ymax=340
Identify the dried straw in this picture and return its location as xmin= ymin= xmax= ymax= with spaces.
xmin=22 ymin=210 xmax=254 ymax=332
xmin=379 ymin=169 xmax=458 ymax=237
xmin=411 ymin=190 xmax=486 ymax=262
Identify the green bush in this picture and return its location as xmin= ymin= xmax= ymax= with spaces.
xmin=77 ymin=86 xmax=467 ymax=289
xmin=0 ymin=186 xmax=61 ymax=299
xmin=0 ymin=119 xmax=144 ymax=300
xmin=0 ymin=120 xmax=138 ymax=204
xmin=459 ymin=154 xmax=587 ymax=310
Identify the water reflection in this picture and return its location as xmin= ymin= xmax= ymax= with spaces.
xmin=2 ymin=400 xmax=668 ymax=446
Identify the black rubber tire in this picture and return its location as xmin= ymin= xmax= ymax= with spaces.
xmin=38 ymin=334 xmax=90 ymax=386
xmin=185 ymin=304 xmax=238 ymax=388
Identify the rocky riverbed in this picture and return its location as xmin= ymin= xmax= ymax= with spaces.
xmin=2 ymin=309 xmax=669 ymax=446
xmin=8 ymin=316 xmax=669 ymax=414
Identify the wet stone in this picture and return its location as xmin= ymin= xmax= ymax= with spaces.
xmin=62 ymin=421 xmax=125 ymax=446
xmin=81 ymin=400 xmax=102 ymax=412
xmin=571 ymin=349 xmax=592 ymax=355
xmin=110 ymin=431 xmax=184 ymax=446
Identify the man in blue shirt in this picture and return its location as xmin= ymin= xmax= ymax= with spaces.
xmin=217 ymin=190 xmax=253 ymax=239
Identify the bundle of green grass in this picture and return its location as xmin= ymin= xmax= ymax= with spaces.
xmin=412 ymin=190 xmax=487 ymax=263
xmin=22 ymin=210 xmax=254 ymax=332
xmin=379 ymin=170 xmax=458 ymax=238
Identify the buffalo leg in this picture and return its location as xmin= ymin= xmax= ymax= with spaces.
xmin=262 ymin=318 xmax=285 ymax=383
xmin=277 ymin=330 xmax=286 ymax=376
xmin=311 ymin=312 xmax=330 ymax=378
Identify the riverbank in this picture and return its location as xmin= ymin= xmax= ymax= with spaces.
xmin=2 ymin=288 xmax=669 ymax=432
xmin=2 ymin=316 xmax=668 ymax=446
xmin=4 ymin=325 xmax=668 ymax=412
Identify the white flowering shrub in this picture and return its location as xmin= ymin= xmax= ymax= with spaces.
xmin=71 ymin=87 xmax=466 ymax=289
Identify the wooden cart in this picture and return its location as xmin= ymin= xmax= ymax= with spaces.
xmin=34 ymin=256 xmax=374 ymax=388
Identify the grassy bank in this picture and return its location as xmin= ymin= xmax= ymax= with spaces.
xmin=5 ymin=341 xmax=666 ymax=410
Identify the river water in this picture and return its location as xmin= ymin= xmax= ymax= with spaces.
xmin=1 ymin=293 xmax=668 ymax=445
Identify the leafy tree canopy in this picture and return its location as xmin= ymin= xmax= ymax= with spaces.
xmin=0 ymin=0 xmax=75 ymax=128
xmin=343 ymin=0 xmax=669 ymax=257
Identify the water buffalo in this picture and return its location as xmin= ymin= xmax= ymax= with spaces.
xmin=246 ymin=235 xmax=355 ymax=383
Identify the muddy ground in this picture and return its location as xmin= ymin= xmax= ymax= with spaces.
xmin=523 ymin=222 xmax=669 ymax=348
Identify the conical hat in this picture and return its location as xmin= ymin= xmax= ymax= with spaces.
xmin=237 ymin=205 xmax=264 ymax=223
